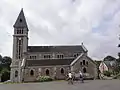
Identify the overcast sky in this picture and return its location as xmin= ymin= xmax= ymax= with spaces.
xmin=0 ymin=0 xmax=120 ymax=60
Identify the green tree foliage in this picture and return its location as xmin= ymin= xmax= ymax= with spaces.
xmin=0 ymin=55 xmax=2 ymax=72
xmin=2 ymin=56 xmax=12 ymax=70
xmin=1 ymin=68 xmax=10 ymax=82
xmin=0 ymin=55 xmax=2 ymax=61
xmin=94 ymin=60 xmax=102 ymax=79
xmin=103 ymin=71 xmax=112 ymax=77
xmin=95 ymin=61 xmax=102 ymax=66
xmin=0 ymin=55 xmax=12 ymax=82
xmin=115 ymin=53 xmax=120 ymax=73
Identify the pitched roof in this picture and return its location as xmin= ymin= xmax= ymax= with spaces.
xmin=27 ymin=45 xmax=85 ymax=52
xmin=103 ymin=61 xmax=117 ymax=68
xmin=25 ymin=58 xmax=74 ymax=66
xmin=86 ymin=56 xmax=96 ymax=65
xmin=13 ymin=8 xmax=28 ymax=28
xmin=70 ymin=53 xmax=84 ymax=66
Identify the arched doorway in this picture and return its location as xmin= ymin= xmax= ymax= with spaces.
xmin=46 ymin=69 xmax=49 ymax=76
xmin=83 ymin=67 xmax=87 ymax=73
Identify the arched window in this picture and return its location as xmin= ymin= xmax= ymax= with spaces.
xmin=80 ymin=62 xmax=82 ymax=65
xmin=15 ymin=71 xmax=18 ymax=77
xmin=83 ymin=68 xmax=87 ymax=73
xmin=30 ymin=70 xmax=34 ymax=76
xmin=61 ymin=68 xmax=64 ymax=74
xmin=83 ymin=60 xmax=85 ymax=65
xmin=86 ymin=61 xmax=88 ymax=65
xmin=46 ymin=69 xmax=49 ymax=76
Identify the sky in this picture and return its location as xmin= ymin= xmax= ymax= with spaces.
xmin=0 ymin=0 xmax=120 ymax=60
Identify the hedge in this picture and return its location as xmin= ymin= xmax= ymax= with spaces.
xmin=37 ymin=76 xmax=53 ymax=82
xmin=103 ymin=71 xmax=112 ymax=77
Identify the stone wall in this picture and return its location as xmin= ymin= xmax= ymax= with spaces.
xmin=26 ymin=51 xmax=82 ymax=60
xmin=71 ymin=54 xmax=97 ymax=78
xmin=23 ymin=65 xmax=70 ymax=82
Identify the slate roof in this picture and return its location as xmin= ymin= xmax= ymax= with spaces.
xmin=25 ymin=58 xmax=74 ymax=66
xmin=104 ymin=61 xmax=117 ymax=68
xmin=27 ymin=45 xmax=85 ymax=52
xmin=13 ymin=8 xmax=28 ymax=28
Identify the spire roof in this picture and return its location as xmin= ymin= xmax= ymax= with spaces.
xmin=13 ymin=8 xmax=28 ymax=28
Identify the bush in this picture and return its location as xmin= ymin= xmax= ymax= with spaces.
xmin=113 ymin=73 xmax=120 ymax=79
xmin=103 ymin=71 xmax=111 ymax=77
xmin=38 ymin=76 xmax=53 ymax=82
xmin=1 ymin=68 xmax=10 ymax=82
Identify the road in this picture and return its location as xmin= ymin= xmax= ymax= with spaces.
xmin=0 ymin=80 xmax=120 ymax=90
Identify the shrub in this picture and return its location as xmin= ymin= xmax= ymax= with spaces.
xmin=103 ymin=71 xmax=111 ymax=77
xmin=1 ymin=68 xmax=10 ymax=82
xmin=38 ymin=76 xmax=53 ymax=82
xmin=113 ymin=73 xmax=120 ymax=79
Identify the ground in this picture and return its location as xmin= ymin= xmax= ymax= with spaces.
xmin=0 ymin=80 xmax=120 ymax=90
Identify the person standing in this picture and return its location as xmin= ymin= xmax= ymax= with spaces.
xmin=68 ymin=72 xmax=73 ymax=84
xmin=79 ymin=71 xmax=84 ymax=83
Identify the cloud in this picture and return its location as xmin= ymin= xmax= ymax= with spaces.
xmin=0 ymin=0 xmax=120 ymax=60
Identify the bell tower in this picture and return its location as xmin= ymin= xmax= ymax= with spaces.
xmin=10 ymin=8 xmax=29 ymax=82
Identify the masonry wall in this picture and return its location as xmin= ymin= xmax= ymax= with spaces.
xmin=26 ymin=51 xmax=82 ymax=60
xmin=23 ymin=66 xmax=70 ymax=82
xmin=72 ymin=54 xmax=97 ymax=78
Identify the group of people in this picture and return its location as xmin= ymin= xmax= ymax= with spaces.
xmin=67 ymin=71 xmax=84 ymax=84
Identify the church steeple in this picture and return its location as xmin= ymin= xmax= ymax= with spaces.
xmin=13 ymin=8 xmax=28 ymax=28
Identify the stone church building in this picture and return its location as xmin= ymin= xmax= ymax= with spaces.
xmin=10 ymin=9 xmax=97 ymax=82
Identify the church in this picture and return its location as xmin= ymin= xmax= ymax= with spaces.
xmin=10 ymin=9 xmax=97 ymax=82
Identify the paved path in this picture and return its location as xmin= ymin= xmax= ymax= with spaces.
xmin=0 ymin=80 xmax=120 ymax=90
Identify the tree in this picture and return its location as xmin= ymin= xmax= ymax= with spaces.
xmin=0 ymin=55 xmax=3 ymax=73
xmin=0 ymin=55 xmax=12 ymax=82
xmin=116 ymin=35 xmax=120 ymax=73
xmin=1 ymin=68 xmax=10 ymax=82
xmin=95 ymin=60 xmax=102 ymax=79
xmin=103 ymin=71 xmax=112 ymax=77
xmin=1 ymin=56 xmax=12 ymax=70
xmin=0 ymin=54 xmax=2 ymax=59
xmin=2 ymin=56 xmax=12 ymax=66
xmin=115 ymin=53 xmax=120 ymax=73
xmin=0 ymin=55 xmax=2 ymax=64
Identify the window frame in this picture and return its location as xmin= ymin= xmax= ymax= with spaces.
xmin=60 ymin=68 xmax=64 ymax=74
xmin=83 ymin=60 xmax=85 ymax=65
xmin=15 ymin=70 xmax=18 ymax=77
xmin=45 ymin=69 xmax=50 ymax=76
xmin=57 ymin=54 xmax=64 ymax=59
xmin=30 ymin=70 xmax=34 ymax=76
